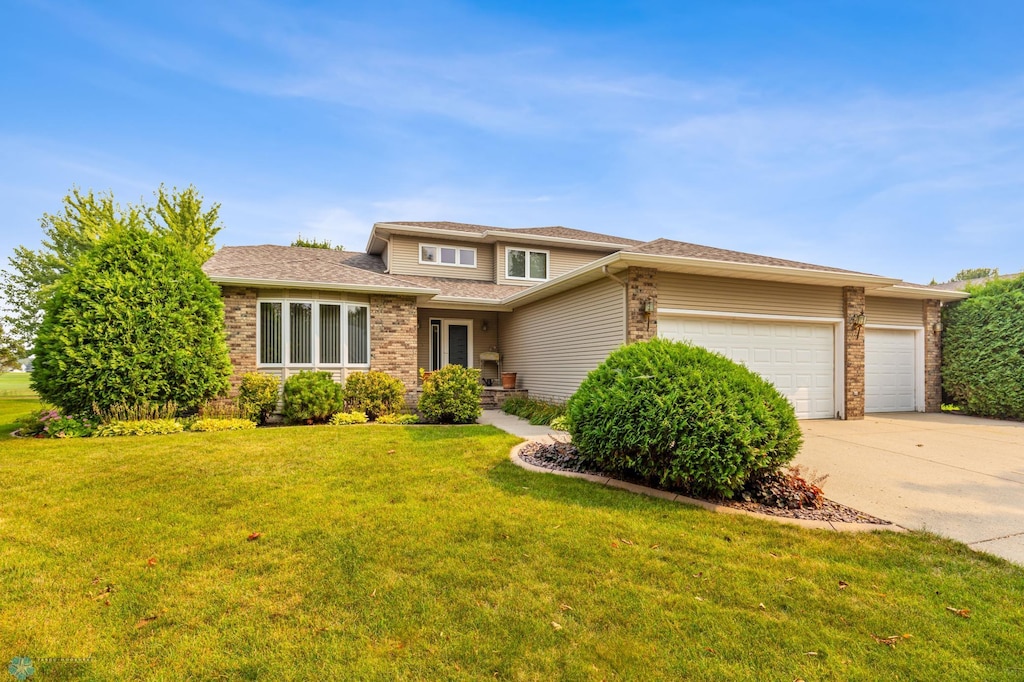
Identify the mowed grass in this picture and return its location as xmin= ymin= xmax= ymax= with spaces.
xmin=1 ymin=395 xmax=1023 ymax=679
xmin=0 ymin=372 xmax=43 ymax=437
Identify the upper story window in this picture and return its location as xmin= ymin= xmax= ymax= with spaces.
xmin=420 ymin=244 xmax=476 ymax=268
xmin=506 ymin=247 xmax=549 ymax=281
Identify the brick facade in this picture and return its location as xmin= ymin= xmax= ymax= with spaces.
xmin=369 ymin=294 xmax=418 ymax=389
xmin=843 ymin=286 xmax=866 ymax=420
xmin=221 ymin=286 xmax=258 ymax=397
xmin=625 ymin=266 xmax=658 ymax=344
xmin=923 ymin=299 xmax=942 ymax=412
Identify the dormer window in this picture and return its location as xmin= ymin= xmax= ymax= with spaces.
xmin=420 ymin=244 xmax=476 ymax=268
xmin=506 ymin=247 xmax=549 ymax=281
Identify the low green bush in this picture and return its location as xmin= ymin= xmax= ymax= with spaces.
xmin=942 ymin=275 xmax=1024 ymax=420
xmin=94 ymin=419 xmax=185 ymax=437
xmin=376 ymin=413 xmax=420 ymax=424
xmin=549 ymin=415 xmax=570 ymax=432
xmin=344 ymin=371 xmax=405 ymax=420
xmin=329 ymin=410 xmax=369 ymax=425
xmin=567 ymin=338 xmax=802 ymax=498
xmin=238 ymin=373 xmax=280 ymax=424
xmin=188 ymin=418 xmax=257 ymax=432
xmin=418 ymin=365 xmax=482 ymax=424
xmin=500 ymin=396 xmax=566 ymax=425
xmin=14 ymin=409 xmax=96 ymax=438
xmin=282 ymin=371 xmax=345 ymax=424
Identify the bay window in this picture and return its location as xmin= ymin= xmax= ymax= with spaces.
xmin=258 ymin=298 xmax=370 ymax=368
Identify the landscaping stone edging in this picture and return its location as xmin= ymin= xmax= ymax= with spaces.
xmin=509 ymin=441 xmax=906 ymax=534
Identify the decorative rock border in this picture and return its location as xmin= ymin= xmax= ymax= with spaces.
xmin=509 ymin=441 xmax=905 ymax=533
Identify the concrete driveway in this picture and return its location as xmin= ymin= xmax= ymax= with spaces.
xmin=796 ymin=413 xmax=1024 ymax=564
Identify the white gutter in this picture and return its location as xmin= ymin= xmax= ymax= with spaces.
xmin=207 ymin=275 xmax=439 ymax=297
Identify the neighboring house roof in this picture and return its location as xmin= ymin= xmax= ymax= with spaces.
xmin=927 ymin=272 xmax=1023 ymax=291
xmin=626 ymin=238 xmax=870 ymax=276
xmin=202 ymin=245 xmax=436 ymax=295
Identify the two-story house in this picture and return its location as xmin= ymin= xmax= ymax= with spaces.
xmin=202 ymin=221 xmax=967 ymax=420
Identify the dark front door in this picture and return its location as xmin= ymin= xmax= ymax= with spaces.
xmin=448 ymin=324 xmax=469 ymax=367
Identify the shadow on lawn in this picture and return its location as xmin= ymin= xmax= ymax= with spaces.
xmin=484 ymin=457 xmax=694 ymax=515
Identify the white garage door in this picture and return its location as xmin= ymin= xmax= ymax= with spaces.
xmin=659 ymin=316 xmax=836 ymax=419
xmin=865 ymin=328 xmax=917 ymax=413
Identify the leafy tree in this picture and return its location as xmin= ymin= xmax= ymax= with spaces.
xmin=1 ymin=185 xmax=221 ymax=350
xmin=0 ymin=323 xmax=24 ymax=372
xmin=146 ymin=184 xmax=222 ymax=262
xmin=950 ymin=267 xmax=998 ymax=282
xmin=942 ymin=275 xmax=1024 ymax=420
xmin=31 ymin=228 xmax=231 ymax=415
xmin=291 ymin=234 xmax=343 ymax=250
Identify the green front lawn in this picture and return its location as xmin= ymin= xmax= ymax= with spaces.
xmin=1 ymin=402 xmax=1022 ymax=679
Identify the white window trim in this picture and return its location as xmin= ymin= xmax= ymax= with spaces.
xmin=418 ymin=243 xmax=478 ymax=269
xmin=505 ymin=246 xmax=550 ymax=281
xmin=256 ymin=297 xmax=370 ymax=369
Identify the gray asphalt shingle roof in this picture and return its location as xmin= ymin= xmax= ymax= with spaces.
xmin=626 ymin=238 xmax=874 ymax=275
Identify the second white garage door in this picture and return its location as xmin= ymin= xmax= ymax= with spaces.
xmin=659 ymin=316 xmax=836 ymax=419
xmin=865 ymin=328 xmax=918 ymax=413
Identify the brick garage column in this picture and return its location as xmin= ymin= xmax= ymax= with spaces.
xmin=843 ymin=286 xmax=866 ymax=420
xmin=369 ymin=294 xmax=418 ymax=390
xmin=221 ymin=286 xmax=258 ymax=397
xmin=626 ymin=267 xmax=658 ymax=344
xmin=923 ymin=299 xmax=943 ymax=412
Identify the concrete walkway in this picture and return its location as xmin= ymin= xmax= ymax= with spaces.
xmin=796 ymin=413 xmax=1024 ymax=565
xmin=477 ymin=409 xmax=568 ymax=440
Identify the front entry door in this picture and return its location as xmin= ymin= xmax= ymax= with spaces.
xmin=439 ymin=319 xmax=473 ymax=368
xmin=448 ymin=325 xmax=469 ymax=367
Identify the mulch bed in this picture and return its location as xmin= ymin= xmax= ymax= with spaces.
xmin=517 ymin=441 xmax=892 ymax=525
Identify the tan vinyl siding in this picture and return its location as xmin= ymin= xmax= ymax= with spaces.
xmin=496 ymin=242 xmax=614 ymax=286
xmin=499 ymin=278 xmax=625 ymax=400
xmin=657 ymin=273 xmax=843 ymax=318
xmin=866 ymin=297 xmax=924 ymax=326
xmin=388 ymin=234 xmax=494 ymax=280
xmin=416 ymin=309 xmax=501 ymax=381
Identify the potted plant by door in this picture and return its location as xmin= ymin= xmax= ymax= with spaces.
xmin=501 ymin=372 xmax=517 ymax=390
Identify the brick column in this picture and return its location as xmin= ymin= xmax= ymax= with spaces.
xmin=843 ymin=286 xmax=866 ymax=420
xmin=626 ymin=267 xmax=658 ymax=344
xmin=923 ymin=299 xmax=942 ymax=412
xmin=369 ymin=294 xmax=418 ymax=390
xmin=221 ymin=286 xmax=258 ymax=397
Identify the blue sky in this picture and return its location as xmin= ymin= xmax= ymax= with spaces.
xmin=3 ymin=1 xmax=1024 ymax=284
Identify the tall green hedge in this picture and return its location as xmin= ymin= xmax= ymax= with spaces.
xmin=31 ymin=228 xmax=231 ymax=414
xmin=942 ymin=275 xmax=1024 ymax=420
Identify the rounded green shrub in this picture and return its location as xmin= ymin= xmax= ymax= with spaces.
xmin=942 ymin=275 xmax=1024 ymax=419
xmin=238 ymin=372 xmax=280 ymax=424
xmin=344 ymin=370 xmax=405 ymax=420
xmin=282 ymin=371 xmax=344 ymax=424
xmin=567 ymin=337 xmax=803 ymax=498
xmin=417 ymin=365 xmax=482 ymax=424
xmin=31 ymin=228 xmax=231 ymax=414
